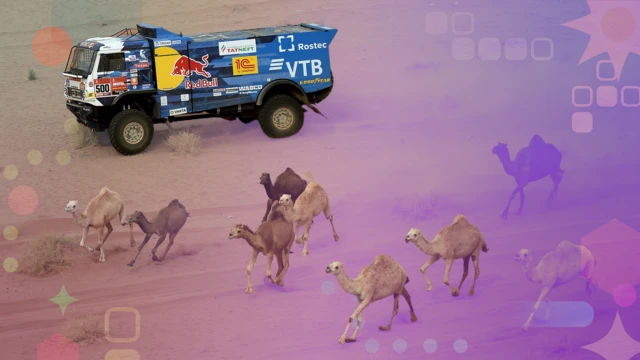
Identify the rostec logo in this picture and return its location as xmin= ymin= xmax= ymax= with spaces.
xmin=269 ymin=59 xmax=323 ymax=77
xmin=172 ymin=54 xmax=211 ymax=77
xmin=297 ymin=42 xmax=327 ymax=50
xmin=232 ymin=56 xmax=258 ymax=76
xmin=277 ymin=35 xmax=294 ymax=52
xmin=219 ymin=39 xmax=257 ymax=56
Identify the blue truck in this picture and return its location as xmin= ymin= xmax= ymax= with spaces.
xmin=63 ymin=23 xmax=337 ymax=155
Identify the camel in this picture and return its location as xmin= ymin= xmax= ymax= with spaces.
xmin=491 ymin=134 xmax=564 ymax=219
xmin=259 ymin=168 xmax=307 ymax=222
xmin=65 ymin=187 xmax=134 ymax=262
xmin=326 ymin=254 xmax=418 ymax=344
xmin=277 ymin=180 xmax=339 ymax=256
xmin=126 ymin=199 xmax=190 ymax=267
xmin=404 ymin=215 xmax=489 ymax=296
xmin=515 ymin=240 xmax=597 ymax=331
xmin=228 ymin=206 xmax=295 ymax=293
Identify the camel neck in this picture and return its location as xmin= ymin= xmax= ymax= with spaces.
xmin=263 ymin=181 xmax=277 ymax=200
xmin=242 ymin=232 xmax=264 ymax=253
xmin=522 ymin=261 xmax=537 ymax=282
xmin=136 ymin=214 xmax=155 ymax=234
xmin=497 ymin=151 xmax=517 ymax=176
xmin=72 ymin=211 xmax=89 ymax=227
xmin=335 ymin=270 xmax=360 ymax=296
xmin=415 ymin=236 xmax=437 ymax=256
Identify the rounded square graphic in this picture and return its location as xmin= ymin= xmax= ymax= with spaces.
xmin=596 ymin=86 xmax=617 ymax=107
xmin=504 ymin=38 xmax=528 ymax=60
xmin=425 ymin=12 xmax=448 ymax=35
xmin=105 ymin=349 xmax=141 ymax=360
xmin=572 ymin=86 xmax=593 ymax=107
xmin=531 ymin=38 xmax=554 ymax=61
xmin=572 ymin=112 xmax=593 ymax=133
xmin=452 ymin=38 xmax=475 ymax=61
xmin=478 ymin=38 xmax=501 ymax=60
xmin=621 ymin=86 xmax=640 ymax=107
xmin=105 ymin=307 xmax=140 ymax=344
xmin=452 ymin=12 xmax=475 ymax=35
xmin=596 ymin=60 xmax=616 ymax=81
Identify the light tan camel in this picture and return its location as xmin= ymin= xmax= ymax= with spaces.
xmin=228 ymin=206 xmax=295 ymax=293
xmin=515 ymin=240 xmax=597 ymax=331
xmin=65 ymin=187 xmax=134 ymax=262
xmin=326 ymin=254 xmax=418 ymax=344
xmin=404 ymin=215 xmax=489 ymax=296
xmin=277 ymin=182 xmax=339 ymax=256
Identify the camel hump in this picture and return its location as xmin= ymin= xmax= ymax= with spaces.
xmin=529 ymin=134 xmax=545 ymax=147
xmin=99 ymin=187 xmax=111 ymax=196
xmin=453 ymin=214 xmax=467 ymax=224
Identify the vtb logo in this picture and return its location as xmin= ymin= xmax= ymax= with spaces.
xmin=232 ymin=55 xmax=258 ymax=76
xmin=277 ymin=35 xmax=294 ymax=52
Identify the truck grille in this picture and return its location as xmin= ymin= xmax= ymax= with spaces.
xmin=67 ymin=87 xmax=83 ymax=98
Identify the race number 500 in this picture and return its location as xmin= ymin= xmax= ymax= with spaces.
xmin=95 ymin=83 xmax=110 ymax=94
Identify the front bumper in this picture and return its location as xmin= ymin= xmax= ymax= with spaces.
xmin=66 ymin=100 xmax=112 ymax=131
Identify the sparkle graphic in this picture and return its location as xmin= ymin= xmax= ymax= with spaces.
xmin=582 ymin=311 xmax=640 ymax=359
xmin=563 ymin=1 xmax=640 ymax=80
xmin=49 ymin=285 xmax=78 ymax=315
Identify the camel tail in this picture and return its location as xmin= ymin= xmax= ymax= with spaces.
xmin=482 ymin=242 xmax=489 ymax=252
xmin=405 ymin=276 xmax=410 ymax=284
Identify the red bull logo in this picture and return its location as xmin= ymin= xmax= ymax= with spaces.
xmin=171 ymin=54 xmax=211 ymax=77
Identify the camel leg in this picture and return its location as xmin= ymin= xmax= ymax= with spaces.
xmin=245 ymin=249 xmax=259 ymax=294
xmin=468 ymin=254 xmax=481 ymax=296
xmin=261 ymin=199 xmax=274 ymax=223
xmin=265 ymin=252 xmax=275 ymax=283
xmin=80 ymin=226 xmax=90 ymax=249
xmin=443 ymin=258 xmax=459 ymax=296
xmin=339 ymin=297 xmax=371 ymax=344
xmin=346 ymin=308 xmax=364 ymax=342
xmin=97 ymin=227 xmax=107 ymax=262
xmin=501 ymin=185 xmax=524 ymax=219
xmin=274 ymin=251 xmax=286 ymax=286
xmin=523 ymin=287 xmax=551 ymax=331
xmin=323 ymin=207 xmax=339 ymax=241
xmin=300 ymin=220 xmax=312 ymax=256
xmin=401 ymin=287 xmax=418 ymax=322
xmin=515 ymin=188 xmax=525 ymax=216
xmin=293 ymin=221 xmax=305 ymax=244
xmin=420 ymin=254 xmax=440 ymax=291
xmin=379 ymin=294 xmax=400 ymax=331
xmin=127 ymin=234 xmax=152 ymax=267
xmin=94 ymin=222 xmax=113 ymax=252
xmin=546 ymin=172 xmax=562 ymax=206
xmin=128 ymin=223 xmax=136 ymax=247
xmin=158 ymin=232 xmax=177 ymax=262
xmin=457 ymin=255 xmax=471 ymax=293
xmin=150 ymin=233 xmax=168 ymax=262
xmin=275 ymin=241 xmax=293 ymax=284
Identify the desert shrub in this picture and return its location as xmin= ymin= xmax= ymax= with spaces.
xmin=18 ymin=233 xmax=76 ymax=277
xmin=165 ymin=128 xmax=202 ymax=157
xmin=28 ymin=69 xmax=37 ymax=80
xmin=61 ymin=314 xmax=104 ymax=345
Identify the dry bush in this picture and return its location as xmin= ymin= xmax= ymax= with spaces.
xmin=61 ymin=314 xmax=104 ymax=345
xmin=68 ymin=123 xmax=99 ymax=150
xmin=165 ymin=128 xmax=202 ymax=157
xmin=18 ymin=233 xmax=76 ymax=277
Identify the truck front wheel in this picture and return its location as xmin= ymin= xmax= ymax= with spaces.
xmin=108 ymin=109 xmax=154 ymax=155
xmin=258 ymin=95 xmax=304 ymax=138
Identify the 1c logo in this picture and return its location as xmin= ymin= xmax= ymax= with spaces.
xmin=104 ymin=307 xmax=141 ymax=360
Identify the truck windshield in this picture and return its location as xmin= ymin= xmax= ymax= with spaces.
xmin=64 ymin=46 xmax=97 ymax=77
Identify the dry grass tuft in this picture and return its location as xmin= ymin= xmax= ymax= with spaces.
xmin=165 ymin=128 xmax=202 ymax=157
xmin=61 ymin=314 xmax=104 ymax=345
xmin=178 ymin=244 xmax=199 ymax=256
xmin=18 ymin=233 xmax=76 ymax=277
xmin=68 ymin=123 xmax=99 ymax=150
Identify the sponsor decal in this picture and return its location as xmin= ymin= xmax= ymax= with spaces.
xmin=299 ymin=77 xmax=331 ymax=85
xmin=141 ymin=84 xmax=151 ymax=89
xmin=297 ymin=42 xmax=327 ymax=50
xmin=172 ymin=40 xmax=181 ymax=45
xmin=130 ymin=69 xmax=137 ymax=73
xmin=94 ymin=76 xmax=127 ymax=97
xmin=169 ymin=107 xmax=187 ymax=116
xmin=65 ymin=78 xmax=70 ymax=87
xmin=87 ymin=92 xmax=94 ymax=98
xmin=172 ymin=54 xmax=211 ymax=77
xmin=127 ymin=55 xmax=137 ymax=61
xmin=139 ymin=49 xmax=147 ymax=59
xmin=111 ymin=77 xmax=127 ymax=92
xmin=239 ymin=84 xmax=262 ymax=95
xmin=212 ymin=89 xmax=224 ymax=97
xmin=225 ymin=87 xmax=238 ymax=95
xmin=134 ymin=62 xmax=149 ymax=69
xmin=154 ymin=40 xmax=171 ymax=47
xmin=277 ymin=35 xmax=294 ymax=52
xmin=131 ymin=76 xmax=138 ymax=86
xmin=80 ymin=41 xmax=96 ymax=48
xmin=181 ymin=94 xmax=189 ymax=101
xmin=185 ymin=78 xmax=218 ymax=89
xmin=269 ymin=59 xmax=323 ymax=77
xmin=219 ymin=39 xmax=257 ymax=56
xmin=232 ymin=55 xmax=258 ymax=75
xmin=160 ymin=96 xmax=167 ymax=106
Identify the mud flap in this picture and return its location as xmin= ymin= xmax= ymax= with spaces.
xmin=293 ymin=92 xmax=328 ymax=119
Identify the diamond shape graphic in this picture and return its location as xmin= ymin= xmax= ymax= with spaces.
xmin=581 ymin=219 xmax=640 ymax=306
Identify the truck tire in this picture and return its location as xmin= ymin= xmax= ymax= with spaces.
xmin=258 ymin=95 xmax=304 ymax=138
xmin=108 ymin=109 xmax=154 ymax=155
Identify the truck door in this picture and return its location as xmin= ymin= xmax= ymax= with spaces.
xmin=185 ymin=43 xmax=217 ymax=113
xmin=152 ymin=45 xmax=194 ymax=114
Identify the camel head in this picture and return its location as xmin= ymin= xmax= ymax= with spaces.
xmin=405 ymin=228 xmax=422 ymax=244
xmin=65 ymin=200 xmax=79 ymax=213
xmin=492 ymin=142 xmax=507 ymax=155
xmin=229 ymin=224 xmax=249 ymax=239
xmin=514 ymin=249 xmax=532 ymax=264
xmin=279 ymin=194 xmax=293 ymax=207
xmin=127 ymin=211 xmax=144 ymax=224
xmin=325 ymin=261 xmax=344 ymax=275
xmin=259 ymin=173 xmax=271 ymax=185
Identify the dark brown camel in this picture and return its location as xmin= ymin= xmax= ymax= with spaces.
xmin=259 ymin=168 xmax=307 ymax=223
xmin=127 ymin=199 xmax=190 ymax=267
xmin=492 ymin=135 xmax=564 ymax=219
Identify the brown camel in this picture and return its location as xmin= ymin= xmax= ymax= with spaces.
xmin=326 ymin=254 xmax=418 ymax=344
xmin=492 ymin=134 xmax=564 ymax=219
xmin=515 ymin=241 xmax=597 ymax=330
xmin=405 ymin=215 xmax=489 ymax=296
xmin=259 ymin=168 xmax=308 ymax=222
xmin=65 ymin=187 xmax=134 ymax=262
xmin=228 ymin=206 xmax=295 ymax=293
xmin=127 ymin=199 xmax=190 ymax=267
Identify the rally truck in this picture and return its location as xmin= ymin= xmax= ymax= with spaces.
xmin=63 ymin=23 xmax=337 ymax=155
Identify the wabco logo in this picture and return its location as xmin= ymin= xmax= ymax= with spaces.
xmin=269 ymin=59 xmax=323 ymax=77
xmin=277 ymin=35 xmax=327 ymax=52
xmin=219 ymin=39 xmax=257 ymax=56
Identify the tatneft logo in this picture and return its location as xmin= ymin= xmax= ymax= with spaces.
xmin=276 ymin=35 xmax=327 ymax=52
xmin=269 ymin=59 xmax=323 ymax=77
xmin=219 ymin=39 xmax=257 ymax=56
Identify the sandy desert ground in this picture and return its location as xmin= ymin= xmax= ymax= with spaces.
xmin=1 ymin=0 xmax=640 ymax=359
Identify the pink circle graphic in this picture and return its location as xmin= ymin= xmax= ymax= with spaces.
xmin=613 ymin=284 xmax=637 ymax=307
xmin=8 ymin=186 xmax=39 ymax=216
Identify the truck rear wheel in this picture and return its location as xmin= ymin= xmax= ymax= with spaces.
xmin=258 ymin=95 xmax=304 ymax=138
xmin=108 ymin=109 xmax=154 ymax=155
